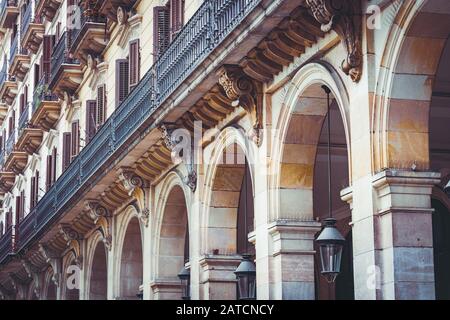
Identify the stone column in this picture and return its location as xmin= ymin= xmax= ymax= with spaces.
xmin=371 ymin=170 xmax=440 ymax=299
xmin=150 ymin=279 xmax=183 ymax=300
xmin=199 ymin=255 xmax=241 ymax=300
xmin=268 ymin=220 xmax=321 ymax=300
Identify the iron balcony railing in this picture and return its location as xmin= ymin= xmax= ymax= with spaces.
xmin=0 ymin=226 xmax=15 ymax=263
xmin=0 ymin=70 xmax=6 ymax=85
xmin=12 ymin=0 xmax=261 ymax=258
xmin=9 ymin=33 xmax=18 ymax=64
xmin=69 ymin=10 xmax=106 ymax=51
xmin=18 ymin=104 xmax=30 ymax=135
xmin=49 ymin=31 xmax=80 ymax=87
xmin=0 ymin=150 xmax=5 ymax=169
xmin=5 ymin=130 xmax=15 ymax=158
xmin=20 ymin=3 xmax=32 ymax=37
xmin=33 ymin=74 xmax=58 ymax=114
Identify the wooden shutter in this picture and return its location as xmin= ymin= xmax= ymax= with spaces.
xmin=71 ymin=120 xmax=79 ymax=158
xmin=129 ymin=39 xmax=140 ymax=90
xmin=86 ymin=100 xmax=97 ymax=144
xmin=11 ymin=110 xmax=15 ymax=134
xmin=34 ymin=63 xmax=40 ymax=87
xmin=46 ymin=154 xmax=52 ymax=191
xmin=24 ymin=85 xmax=28 ymax=105
xmin=42 ymin=35 xmax=54 ymax=82
xmin=30 ymin=176 xmax=35 ymax=209
xmin=170 ymin=0 xmax=185 ymax=40
xmin=62 ymin=132 xmax=72 ymax=170
xmin=52 ymin=147 xmax=57 ymax=185
xmin=6 ymin=210 xmax=12 ymax=230
xmin=153 ymin=6 xmax=170 ymax=57
xmin=16 ymin=195 xmax=22 ymax=222
xmin=19 ymin=94 xmax=24 ymax=114
xmin=21 ymin=190 xmax=25 ymax=219
xmin=115 ymin=59 xmax=129 ymax=107
xmin=97 ymin=85 xmax=106 ymax=126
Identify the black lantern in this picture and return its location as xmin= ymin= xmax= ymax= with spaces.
xmin=315 ymin=85 xmax=346 ymax=283
xmin=178 ymin=265 xmax=191 ymax=300
xmin=234 ymin=254 xmax=256 ymax=300
xmin=316 ymin=218 xmax=345 ymax=283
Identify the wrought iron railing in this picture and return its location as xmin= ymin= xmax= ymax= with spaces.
xmin=9 ymin=33 xmax=18 ymax=64
xmin=0 ymin=70 xmax=6 ymax=85
xmin=12 ymin=0 xmax=261 ymax=259
xmin=33 ymin=74 xmax=58 ymax=114
xmin=49 ymin=31 xmax=80 ymax=87
xmin=18 ymin=104 xmax=30 ymax=135
xmin=5 ymin=130 xmax=15 ymax=157
xmin=0 ymin=226 xmax=15 ymax=263
xmin=69 ymin=10 xmax=106 ymax=51
xmin=20 ymin=3 xmax=32 ymax=37
xmin=0 ymin=150 xmax=5 ymax=169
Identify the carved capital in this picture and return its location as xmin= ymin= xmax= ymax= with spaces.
xmin=84 ymin=200 xmax=110 ymax=222
xmin=139 ymin=207 xmax=150 ymax=228
xmin=96 ymin=216 xmax=113 ymax=251
xmin=159 ymin=124 xmax=182 ymax=151
xmin=184 ymin=168 xmax=197 ymax=193
xmin=217 ymin=65 xmax=263 ymax=146
xmin=306 ymin=0 xmax=362 ymax=82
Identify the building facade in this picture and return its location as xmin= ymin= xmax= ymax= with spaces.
xmin=0 ymin=0 xmax=449 ymax=300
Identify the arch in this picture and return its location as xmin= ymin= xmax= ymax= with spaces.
xmin=86 ymin=232 xmax=108 ymax=300
xmin=270 ymin=62 xmax=351 ymax=222
xmin=42 ymin=267 xmax=57 ymax=300
xmin=27 ymin=281 xmax=39 ymax=300
xmin=200 ymin=126 xmax=257 ymax=255
xmin=115 ymin=206 xmax=143 ymax=299
xmin=374 ymin=0 xmax=450 ymax=171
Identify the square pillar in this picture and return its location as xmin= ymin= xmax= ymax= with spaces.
xmin=199 ymin=255 xmax=241 ymax=300
xmin=371 ymin=170 xmax=440 ymax=300
xmin=268 ymin=220 xmax=321 ymax=300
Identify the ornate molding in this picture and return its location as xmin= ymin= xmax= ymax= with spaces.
xmin=58 ymin=224 xmax=81 ymax=243
xmin=96 ymin=216 xmax=113 ymax=251
xmin=217 ymin=65 xmax=263 ymax=146
xmin=139 ymin=207 xmax=150 ymax=228
xmin=184 ymin=168 xmax=197 ymax=193
xmin=84 ymin=200 xmax=110 ymax=223
xmin=118 ymin=168 xmax=147 ymax=196
xmin=305 ymin=0 xmax=362 ymax=82
xmin=159 ymin=124 xmax=182 ymax=151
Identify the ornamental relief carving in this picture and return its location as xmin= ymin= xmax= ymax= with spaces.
xmin=305 ymin=0 xmax=363 ymax=82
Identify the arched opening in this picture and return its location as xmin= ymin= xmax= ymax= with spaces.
xmin=119 ymin=217 xmax=143 ymax=299
xmin=156 ymin=185 xmax=189 ymax=300
xmin=43 ymin=267 xmax=57 ymax=300
xmin=46 ymin=280 xmax=57 ymax=300
xmin=204 ymin=142 xmax=255 ymax=300
xmin=89 ymin=240 xmax=108 ymax=300
xmin=311 ymin=86 xmax=353 ymax=300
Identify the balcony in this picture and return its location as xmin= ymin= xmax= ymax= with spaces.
xmin=16 ymin=103 xmax=44 ymax=155
xmin=0 ymin=66 xmax=18 ymax=105
xmin=69 ymin=10 xmax=107 ymax=65
xmin=99 ymin=0 xmax=136 ymax=22
xmin=48 ymin=31 xmax=83 ymax=98
xmin=0 ymin=149 xmax=15 ymax=194
xmin=30 ymin=75 xmax=60 ymax=131
xmin=35 ymin=0 xmax=62 ymax=22
xmin=11 ymin=0 xmax=263 ymax=260
xmin=0 ymin=226 xmax=16 ymax=264
xmin=8 ymin=34 xmax=30 ymax=82
xmin=0 ymin=0 xmax=19 ymax=29
xmin=4 ymin=130 xmax=27 ymax=174
xmin=21 ymin=3 xmax=45 ymax=54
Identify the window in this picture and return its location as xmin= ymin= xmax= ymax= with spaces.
xmin=42 ymin=35 xmax=55 ymax=82
xmin=170 ymin=0 xmax=185 ymax=40
xmin=30 ymin=171 xmax=39 ymax=209
xmin=86 ymin=100 xmax=97 ymax=144
xmin=46 ymin=147 xmax=57 ymax=191
xmin=129 ymin=39 xmax=140 ymax=91
xmin=97 ymin=85 xmax=106 ymax=127
xmin=153 ymin=5 xmax=170 ymax=58
xmin=62 ymin=132 xmax=71 ymax=171
xmin=16 ymin=191 xmax=25 ymax=222
xmin=71 ymin=120 xmax=79 ymax=159
xmin=116 ymin=59 xmax=129 ymax=107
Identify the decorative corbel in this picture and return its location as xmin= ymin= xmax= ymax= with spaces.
xmin=117 ymin=6 xmax=129 ymax=25
xmin=217 ymin=65 xmax=263 ymax=146
xmin=159 ymin=124 xmax=182 ymax=151
xmin=59 ymin=224 xmax=83 ymax=269
xmin=183 ymin=168 xmax=197 ymax=193
xmin=305 ymin=0 xmax=362 ymax=82
xmin=139 ymin=207 xmax=150 ymax=228
xmin=84 ymin=200 xmax=110 ymax=223
xmin=22 ymin=259 xmax=42 ymax=298
xmin=118 ymin=168 xmax=147 ymax=196
xmin=38 ymin=243 xmax=62 ymax=287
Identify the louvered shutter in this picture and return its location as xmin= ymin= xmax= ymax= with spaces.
xmin=63 ymin=132 xmax=72 ymax=170
xmin=153 ymin=6 xmax=170 ymax=57
xmin=129 ymin=39 xmax=140 ymax=90
xmin=42 ymin=35 xmax=54 ymax=83
xmin=19 ymin=94 xmax=24 ymax=114
xmin=71 ymin=120 xmax=79 ymax=158
xmin=170 ymin=0 xmax=185 ymax=40
xmin=24 ymin=85 xmax=28 ymax=106
xmin=46 ymin=154 xmax=52 ymax=191
xmin=52 ymin=147 xmax=57 ymax=185
xmin=34 ymin=64 xmax=40 ymax=87
xmin=30 ymin=176 xmax=35 ymax=209
xmin=86 ymin=100 xmax=97 ymax=143
xmin=97 ymin=85 xmax=106 ymax=126
xmin=116 ymin=59 xmax=129 ymax=107
xmin=11 ymin=110 xmax=15 ymax=133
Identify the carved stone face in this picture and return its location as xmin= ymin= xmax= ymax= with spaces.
xmin=117 ymin=7 xmax=128 ymax=25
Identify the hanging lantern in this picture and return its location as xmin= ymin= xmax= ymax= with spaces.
xmin=316 ymin=218 xmax=345 ymax=283
xmin=177 ymin=265 xmax=191 ymax=300
xmin=234 ymin=254 xmax=256 ymax=300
